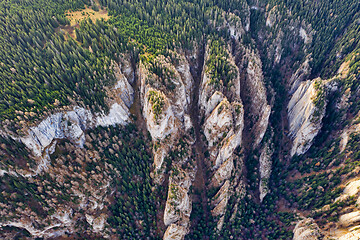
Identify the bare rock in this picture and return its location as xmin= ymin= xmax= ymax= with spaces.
xmin=163 ymin=224 xmax=188 ymax=240
xmin=339 ymin=211 xmax=360 ymax=227
xmin=293 ymin=218 xmax=321 ymax=240
xmin=288 ymin=79 xmax=326 ymax=156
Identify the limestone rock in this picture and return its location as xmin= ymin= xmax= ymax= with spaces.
xmin=338 ymin=229 xmax=360 ymax=240
xmin=293 ymin=218 xmax=321 ymax=240
xmin=344 ymin=179 xmax=360 ymax=196
xmin=143 ymin=88 xmax=177 ymax=142
xmin=21 ymin=107 xmax=93 ymax=157
xmin=163 ymin=224 xmax=188 ymax=240
xmin=259 ymin=141 xmax=273 ymax=202
xmin=266 ymin=6 xmax=279 ymax=28
xmin=211 ymin=181 xmax=230 ymax=231
xmin=86 ymin=213 xmax=106 ymax=233
xmin=198 ymin=40 xmax=245 ymax=232
xmin=340 ymin=121 xmax=360 ymax=153
xmin=96 ymin=102 xmax=130 ymax=127
xmin=289 ymin=57 xmax=311 ymax=94
xmin=204 ymin=99 xmax=234 ymax=148
xmin=288 ymin=79 xmax=326 ymax=156
xmin=299 ymin=27 xmax=312 ymax=45
xmin=20 ymin=57 xmax=134 ymax=162
xmin=139 ymin=53 xmax=194 ymax=174
xmin=118 ymin=56 xmax=135 ymax=84
xmin=163 ymin=169 xmax=192 ymax=227
xmin=211 ymin=181 xmax=230 ymax=216
xmin=339 ymin=211 xmax=360 ymax=227
xmin=113 ymin=65 xmax=134 ymax=108
xmin=244 ymin=49 xmax=271 ymax=147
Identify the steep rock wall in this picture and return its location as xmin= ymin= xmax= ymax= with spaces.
xmin=288 ymin=79 xmax=326 ymax=156
xmin=242 ymin=48 xmax=271 ymax=147
xmin=199 ymin=40 xmax=245 ymax=230
xmin=139 ymin=53 xmax=194 ymax=173
xmin=293 ymin=218 xmax=321 ymax=240
xmin=0 ymin=57 xmax=134 ymax=237
xmin=259 ymin=138 xmax=273 ymax=202
xmin=17 ymin=60 xmax=134 ymax=176
xmin=138 ymin=52 xmax=196 ymax=239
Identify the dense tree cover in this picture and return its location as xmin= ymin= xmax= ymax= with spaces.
xmin=99 ymin=0 xmax=246 ymax=49
xmin=186 ymin=192 xmax=295 ymax=240
xmin=0 ymin=124 xmax=159 ymax=239
xmin=3 ymin=0 xmax=358 ymax=126
xmin=0 ymin=135 xmax=34 ymax=169
xmin=0 ymin=0 xmax=117 ymax=125
xmin=216 ymin=194 xmax=295 ymax=240
xmin=88 ymin=124 xmax=160 ymax=239
xmin=274 ymin=124 xmax=360 ymax=227
xmin=0 ymin=0 xmax=250 ymax=127
xmin=0 ymin=174 xmax=49 ymax=219
xmin=147 ymin=90 xmax=165 ymax=121
xmin=267 ymin=0 xmax=360 ymax=77
xmin=0 ymin=168 xmax=74 ymax=223
xmin=185 ymin=202 xmax=217 ymax=240
xmin=206 ymin=36 xmax=238 ymax=88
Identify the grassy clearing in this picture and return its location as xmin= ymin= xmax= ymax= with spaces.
xmin=62 ymin=1 xmax=109 ymax=37
xmin=65 ymin=6 xmax=109 ymax=26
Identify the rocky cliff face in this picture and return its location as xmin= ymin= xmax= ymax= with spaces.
xmin=138 ymin=52 xmax=196 ymax=239
xmin=139 ymin=53 xmax=193 ymax=172
xmin=242 ymin=48 xmax=271 ymax=147
xmin=0 ymin=57 xmax=135 ymax=238
xmin=288 ymin=79 xmax=326 ymax=156
xmin=163 ymin=168 xmax=192 ymax=239
xmin=198 ymin=40 xmax=246 ymax=230
xmin=293 ymin=218 xmax=321 ymax=240
xmin=17 ymin=61 xmax=134 ymax=176
xmin=259 ymin=138 xmax=273 ymax=202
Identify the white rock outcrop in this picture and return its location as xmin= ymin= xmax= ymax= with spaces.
xmin=344 ymin=179 xmax=360 ymax=197
xmin=339 ymin=211 xmax=360 ymax=227
xmin=139 ymin=53 xmax=194 ymax=173
xmin=211 ymin=180 xmax=230 ymax=230
xmin=204 ymin=99 xmax=234 ymax=148
xmin=338 ymin=229 xmax=360 ymax=240
xmin=163 ymin=169 xmax=192 ymax=239
xmin=143 ymin=88 xmax=177 ymax=142
xmin=211 ymin=6 xmax=250 ymax=39
xmin=340 ymin=121 xmax=360 ymax=153
xmin=18 ymin=61 xmax=134 ymax=175
xmin=163 ymin=224 xmax=188 ymax=240
xmin=0 ymin=208 xmax=73 ymax=239
xmin=259 ymin=141 xmax=273 ymax=202
xmin=96 ymin=102 xmax=130 ymax=127
xmin=289 ymin=57 xmax=311 ymax=94
xmin=299 ymin=27 xmax=313 ymax=45
xmin=293 ymin=218 xmax=321 ymax=240
xmin=288 ymin=79 xmax=326 ymax=156
xmin=266 ymin=6 xmax=279 ymax=28
xmin=226 ymin=13 xmax=246 ymax=40
xmin=21 ymin=107 xmax=93 ymax=157
xmin=199 ymin=40 xmax=245 ymax=230
xmin=138 ymin=53 xmax=195 ymax=240
xmin=85 ymin=213 xmax=106 ymax=233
